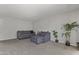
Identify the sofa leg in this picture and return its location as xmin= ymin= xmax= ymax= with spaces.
xmin=36 ymin=42 xmax=40 ymax=45
xmin=18 ymin=38 xmax=21 ymax=40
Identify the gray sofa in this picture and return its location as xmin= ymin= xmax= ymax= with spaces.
xmin=17 ymin=31 xmax=35 ymax=40
xmin=31 ymin=32 xmax=50 ymax=44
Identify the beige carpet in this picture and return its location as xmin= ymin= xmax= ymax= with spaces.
xmin=0 ymin=39 xmax=79 ymax=55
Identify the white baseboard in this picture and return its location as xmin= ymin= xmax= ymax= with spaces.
xmin=0 ymin=38 xmax=17 ymax=41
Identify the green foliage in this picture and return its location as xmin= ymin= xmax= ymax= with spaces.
xmin=53 ymin=30 xmax=58 ymax=39
xmin=63 ymin=21 xmax=79 ymax=40
xmin=62 ymin=31 xmax=71 ymax=40
xmin=64 ymin=21 xmax=79 ymax=31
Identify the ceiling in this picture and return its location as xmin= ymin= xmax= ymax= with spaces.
xmin=0 ymin=4 xmax=79 ymax=21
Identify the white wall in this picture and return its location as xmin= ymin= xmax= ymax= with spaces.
xmin=0 ymin=9 xmax=79 ymax=46
xmin=0 ymin=19 xmax=33 ymax=40
xmin=33 ymin=10 xmax=79 ymax=46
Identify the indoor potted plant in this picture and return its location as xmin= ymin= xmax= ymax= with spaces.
xmin=62 ymin=21 xmax=79 ymax=46
xmin=53 ymin=30 xmax=59 ymax=43
xmin=62 ymin=31 xmax=71 ymax=46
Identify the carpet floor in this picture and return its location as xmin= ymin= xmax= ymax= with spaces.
xmin=0 ymin=39 xmax=79 ymax=55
